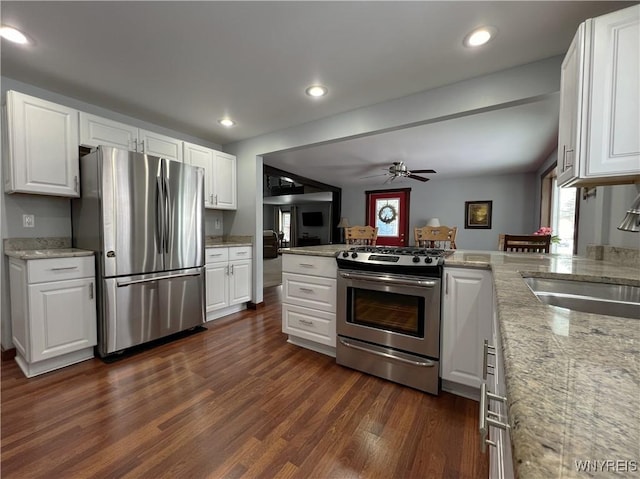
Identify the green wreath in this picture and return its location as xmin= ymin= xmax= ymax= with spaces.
xmin=378 ymin=204 xmax=397 ymax=224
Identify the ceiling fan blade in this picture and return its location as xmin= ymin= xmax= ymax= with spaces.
xmin=410 ymin=169 xmax=436 ymax=174
xmin=408 ymin=174 xmax=429 ymax=182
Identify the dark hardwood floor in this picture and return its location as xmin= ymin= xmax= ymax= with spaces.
xmin=1 ymin=286 xmax=488 ymax=479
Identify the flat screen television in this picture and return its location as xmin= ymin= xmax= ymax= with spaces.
xmin=302 ymin=212 xmax=323 ymax=226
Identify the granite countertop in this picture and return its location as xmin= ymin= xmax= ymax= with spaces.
xmin=284 ymin=245 xmax=640 ymax=478
xmin=3 ymin=237 xmax=95 ymax=260
xmin=205 ymin=235 xmax=253 ymax=248
xmin=5 ymin=248 xmax=95 ymax=260
xmin=280 ymin=244 xmax=346 ymax=257
xmin=205 ymin=242 xmax=253 ymax=248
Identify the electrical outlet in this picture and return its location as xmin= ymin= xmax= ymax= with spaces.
xmin=23 ymin=214 xmax=35 ymax=228
xmin=215 ymin=218 xmax=221 ymax=229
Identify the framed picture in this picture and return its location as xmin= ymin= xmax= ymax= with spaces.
xmin=465 ymin=200 xmax=492 ymax=229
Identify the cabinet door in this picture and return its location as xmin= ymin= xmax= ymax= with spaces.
xmin=441 ymin=268 xmax=493 ymax=388
xmin=229 ymin=259 xmax=252 ymax=305
xmin=5 ymin=91 xmax=80 ymax=197
xmin=206 ymin=263 xmax=229 ymax=312
xmin=213 ymin=151 xmax=237 ymax=209
xmin=139 ymin=129 xmax=183 ymax=162
xmin=586 ymin=5 xmax=640 ymax=177
xmin=79 ymin=112 xmax=137 ymax=150
xmin=557 ymin=24 xmax=585 ymax=187
xmin=28 ymin=278 xmax=97 ymax=362
xmin=184 ymin=142 xmax=214 ymax=208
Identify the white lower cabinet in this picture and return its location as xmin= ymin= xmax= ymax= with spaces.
xmin=205 ymin=246 xmax=252 ymax=320
xmin=441 ymin=267 xmax=493 ymax=397
xmin=8 ymin=255 xmax=97 ymax=378
xmin=281 ymin=254 xmax=337 ymax=356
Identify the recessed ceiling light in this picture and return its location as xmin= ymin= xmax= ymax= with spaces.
xmin=0 ymin=25 xmax=30 ymax=45
xmin=218 ymin=118 xmax=235 ymax=127
xmin=463 ymin=26 xmax=497 ymax=48
xmin=305 ymin=85 xmax=328 ymax=98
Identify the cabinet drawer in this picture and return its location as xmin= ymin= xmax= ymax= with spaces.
xmin=229 ymin=246 xmax=252 ymax=260
xmin=283 ymin=273 xmax=336 ymax=312
xmin=27 ymin=256 xmax=95 ymax=283
xmin=205 ymin=247 xmax=229 ymax=264
xmin=282 ymin=254 xmax=336 ymax=278
xmin=282 ymin=303 xmax=335 ymax=347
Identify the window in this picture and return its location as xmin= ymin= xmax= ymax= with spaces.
xmin=540 ymin=166 xmax=577 ymax=254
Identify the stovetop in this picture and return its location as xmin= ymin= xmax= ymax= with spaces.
xmin=335 ymin=246 xmax=446 ymax=276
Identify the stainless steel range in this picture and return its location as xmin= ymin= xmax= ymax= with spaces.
xmin=335 ymin=246 xmax=445 ymax=394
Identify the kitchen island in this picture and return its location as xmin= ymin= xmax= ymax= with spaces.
xmin=282 ymin=245 xmax=640 ymax=479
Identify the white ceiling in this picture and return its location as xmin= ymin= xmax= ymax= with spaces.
xmin=1 ymin=1 xmax=634 ymax=185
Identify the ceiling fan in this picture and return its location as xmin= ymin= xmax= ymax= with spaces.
xmin=362 ymin=161 xmax=436 ymax=182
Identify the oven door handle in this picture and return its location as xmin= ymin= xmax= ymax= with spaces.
xmin=339 ymin=338 xmax=436 ymax=367
xmin=339 ymin=271 xmax=438 ymax=288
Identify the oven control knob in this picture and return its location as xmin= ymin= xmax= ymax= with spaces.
xmin=351 ymin=252 xmax=358 ymax=259
xmin=425 ymin=256 xmax=433 ymax=264
xmin=342 ymin=251 xmax=350 ymax=258
xmin=412 ymin=255 xmax=420 ymax=263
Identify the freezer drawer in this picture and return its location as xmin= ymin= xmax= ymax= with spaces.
xmin=101 ymin=267 xmax=204 ymax=356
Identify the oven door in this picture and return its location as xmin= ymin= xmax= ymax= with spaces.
xmin=337 ymin=270 xmax=440 ymax=359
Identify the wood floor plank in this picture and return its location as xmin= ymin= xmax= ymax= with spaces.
xmin=1 ymin=285 xmax=488 ymax=478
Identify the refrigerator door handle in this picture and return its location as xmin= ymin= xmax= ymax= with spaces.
xmin=156 ymin=176 xmax=165 ymax=252
xmin=117 ymin=272 xmax=202 ymax=287
xmin=163 ymin=175 xmax=171 ymax=254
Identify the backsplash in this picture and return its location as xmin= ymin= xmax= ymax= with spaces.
xmin=586 ymin=245 xmax=640 ymax=269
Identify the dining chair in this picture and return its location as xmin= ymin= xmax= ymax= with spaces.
xmin=414 ymin=225 xmax=457 ymax=249
xmin=501 ymin=234 xmax=551 ymax=253
xmin=345 ymin=225 xmax=378 ymax=245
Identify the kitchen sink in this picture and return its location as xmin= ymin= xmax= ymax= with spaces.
xmin=523 ymin=277 xmax=640 ymax=320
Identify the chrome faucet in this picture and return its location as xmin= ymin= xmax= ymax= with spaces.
xmin=618 ymin=192 xmax=640 ymax=232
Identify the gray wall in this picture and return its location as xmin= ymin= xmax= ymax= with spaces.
xmin=342 ymin=172 xmax=537 ymax=250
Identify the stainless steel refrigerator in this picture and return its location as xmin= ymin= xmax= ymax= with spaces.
xmin=72 ymin=146 xmax=205 ymax=357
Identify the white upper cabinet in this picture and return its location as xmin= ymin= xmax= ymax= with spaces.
xmin=79 ymin=112 xmax=183 ymax=162
xmin=184 ymin=142 xmax=237 ymax=210
xmin=213 ymin=151 xmax=237 ymax=210
xmin=4 ymin=90 xmax=80 ymax=197
xmin=558 ymin=5 xmax=640 ymax=187
xmin=184 ymin=142 xmax=215 ymax=208
xmin=139 ymin=129 xmax=183 ymax=162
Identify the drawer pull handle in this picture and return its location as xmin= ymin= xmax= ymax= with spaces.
xmin=479 ymin=383 xmax=509 ymax=453
xmin=298 ymin=263 xmax=315 ymax=268
xmin=209 ymin=253 xmax=223 ymax=257
xmin=50 ymin=266 xmax=79 ymax=271
xmin=299 ymin=287 xmax=314 ymax=293
xmin=482 ymin=339 xmax=496 ymax=380
xmin=235 ymin=251 xmax=247 ymax=255
xmin=89 ymin=282 xmax=94 ymax=300
xmin=299 ymin=319 xmax=314 ymax=326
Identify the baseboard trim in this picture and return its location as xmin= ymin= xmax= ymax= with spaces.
xmin=1 ymin=347 xmax=17 ymax=361
xmin=247 ymin=301 xmax=265 ymax=310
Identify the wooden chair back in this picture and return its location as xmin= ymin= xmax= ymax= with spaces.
xmin=501 ymin=234 xmax=551 ymax=253
xmin=414 ymin=226 xmax=457 ymax=249
xmin=345 ymin=225 xmax=378 ymax=245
